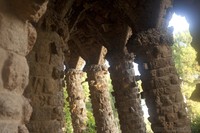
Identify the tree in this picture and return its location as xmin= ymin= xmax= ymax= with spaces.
xmin=172 ymin=31 xmax=199 ymax=85
xmin=172 ymin=31 xmax=200 ymax=131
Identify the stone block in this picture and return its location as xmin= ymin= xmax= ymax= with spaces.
xmin=52 ymin=107 xmax=64 ymax=121
xmin=154 ymin=77 xmax=171 ymax=88
xmin=161 ymin=95 xmax=173 ymax=106
xmin=31 ymin=95 xmax=48 ymax=106
xmin=150 ymin=70 xmax=157 ymax=77
xmin=164 ymin=85 xmax=180 ymax=94
xmin=26 ymin=77 xmax=44 ymax=94
xmin=0 ymin=14 xmax=29 ymax=55
xmin=52 ymin=67 xmax=64 ymax=79
xmin=29 ymin=63 xmax=53 ymax=77
xmin=157 ymin=67 xmax=170 ymax=77
xmin=50 ymin=53 xmax=64 ymax=66
xmin=32 ymin=30 xmax=62 ymax=63
xmin=0 ymin=121 xmax=18 ymax=133
xmin=178 ymin=110 xmax=187 ymax=119
xmin=160 ymin=45 xmax=171 ymax=58
xmin=169 ymin=94 xmax=176 ymax=102
xmin=2 ymin=53 xmax=29 ymax=93
xmin=152 ymin=87 xmax=164 ymax=96
xmin=27 ymin=23 xmax=37 ymax=55
xmin=0 ymin=92 xmax=23 ymax=120
xmin=169 ymin=67 xmax=177 ymax=74
xmin=27 ymin=120 xmax=63 ymax=133
xmin=149 ymin=58 xmax=170 ymax=69
xmin=170 ymin=75 xmax=180 ymax=84
xmin=23 ymin=97 xmax=32 ymax=123
xmin=175 ymin=92 xmax=184 ymax=102
xmin=166 ymin=113 xmax=178 ymax=122
xmin=48 ymin=93 xmax=64 ymax=106
xmin=173 ymin=103 xmax=185 ymax=113
xmin=160 ymin=106 xmax=173 ymax=115
xmin=158 ymin=116 xmax=165 ymax=123
xmin=30 ymin=107 xmax=53 ymax=121
xmin=18 ymin=125 xmax=29 ymax=133
xmin=43 ymin=78 xmax=59 ymax=94
xmin=174 ymin=119 xmax=189 ymax=127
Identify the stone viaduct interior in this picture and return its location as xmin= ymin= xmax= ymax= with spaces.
xmin=0 ymin=0 xmax=200 ymax=133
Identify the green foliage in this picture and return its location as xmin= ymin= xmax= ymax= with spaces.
xmin=107 ymin=74 xmax=119 ymax=123
xmin=191 ymin=115 xmax=200 ymax=133
xmin=81 ymin=73 xmax=96 ymax=133
xmin=172 ymin=31 xmax=199 ymax=84
xmin=172 ymin=31 xmax=200 ymax=132
xmin=64 ymin=72 xmax=120 ymax=133
xmin=64 ymin=73 xmax=97 ymax=133
xmin=63 ymin=88 xmax=73 ymax=133
xmin=64 ymin=75 xmax=96 ymax=133
xmin=85 ymin=111 xmax=96 ymax=133
xmin=145 ymin=119 xmax=153 ymax=133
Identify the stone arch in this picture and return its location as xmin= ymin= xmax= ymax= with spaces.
xmin=2 ymin=0 xmax=200 ymax=133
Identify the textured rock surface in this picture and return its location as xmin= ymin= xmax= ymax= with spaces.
xmin=25 ymin=29 xmax=65 ymax=133
xmin=108 ymin=52 xmax=146 ymax=133
xmin=86 ymin=65 xmax=119 ymax=133
xmin=116 ymin=0 xmax=173 ymax=32
xmin=127 ymin=29 xmax=191 ymax=133
xmin=1 ymin=0 xmax=199 ymax=132
xmin=0 ymin=1 xmax=47 ymax=133
xmin=66 ymin=69 xmax=88 ymax=133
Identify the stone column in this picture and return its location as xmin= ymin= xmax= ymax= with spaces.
xmin=0 ymin=1 xmax=47 ymax=133
xmin=66 ymin=69 xmax=88 ymax=133
xmin=127 ymin=29 xmax=191 ymax=133
xmin=108 ymin=52 xmax=146 ymax=133
xmin=86 ymin=64 xmax=118 ymax=133
xmin=25 ymin=29 xmax=65 ymax=133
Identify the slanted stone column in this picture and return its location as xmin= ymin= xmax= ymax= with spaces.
xmin=69 ymin=23 xmax=119 ymax=132
xmin=25 ymin=29 xmax=65 ymax=133
xmin=108 ymin=52 xmax=146 ymax=133
xmin=86 ymin=64 xmax=118 ymax=133
xmin=127 ymin=29 xmax=191 ymax=133
xmin=0 ymin=16 xmax=32 ymax=133
xmin=66 ymin=69 xmax=87 ymax=133
xmin=0 ymin=1 xmax=47 ymax=133
xmin=65 ymin=57 xmax=88 ymax=133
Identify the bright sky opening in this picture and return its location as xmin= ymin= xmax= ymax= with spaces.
xmin=168 ymin=13 xmax=190 ymax=34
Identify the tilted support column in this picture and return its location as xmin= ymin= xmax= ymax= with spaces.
xmin=25 ymin=29 xmax=65 ymax=133
xmin=86 ymin=64 xmax=118 ymax=133
xmin=127 ymin=29 xmax=191 ymax=133
xmin=0 ymin=15 xmax=32 ymax=133
xmin=108 ymin=52 xmax=146 ymax=133
xmin=65 ymin=69 xmax=87 ymax=133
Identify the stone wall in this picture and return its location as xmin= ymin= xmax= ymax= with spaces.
xmin=25 ymin=29 xmax=65 ymax=133
xmin=0 ymin=0 xmax=47 ymax=133
xmin=0 ymin=13 xmax=32 ymax=133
